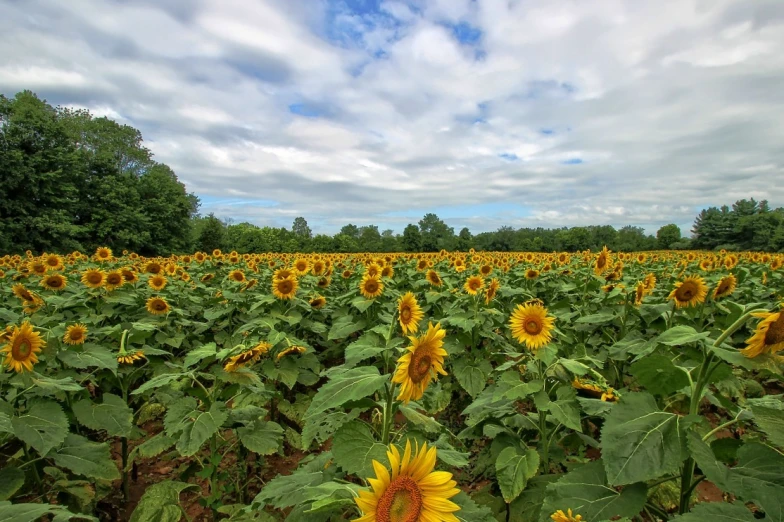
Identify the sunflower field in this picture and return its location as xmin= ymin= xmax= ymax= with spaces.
xmin=0 ymin=247 xmax=782 ymax=522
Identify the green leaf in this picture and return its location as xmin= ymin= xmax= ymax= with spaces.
xmin=453 ymin=492 xmax=498 ymax=522
xmin=72 ymin=393 xmax=133 ymax=438
xmin=495 ymin=373 xmax=544 ymax=401
xmin=0 ymin=413 xmax=12 ymax=434
xmin=164 ymin=397 xmax=199 ymax=436
xmin=0 ymin=502 xmax=91 ymax=522
xmin=51 ymin=433 xmax=120 ymax=481
xmin=629 ymin=355 xmax=691 ymax=396
xmin=729 ymin=442 xmax=784 ymax=520
xmin=0 ymin=467 xmax=24 ymax=501
xmin=669 ymin=501 xmax=756 ymax=521
xmin=540 ymin=461 xmax=647 ymax=522
xmin=133 ymin=433 xmax=176 ymax=460
xmin=304 ymin=367 xmax=387 ymax=420
xmin=131 ymin=372 xmax=183 ymax=395
xmin=557 ymin=358 xmax=590 ymax=375
xmin=328 ymin=318 xmax=367 ymax=340
xmin=399 ymin=405 xmax=442 ymax=434
xmin=453 ymin=358 xmax=490 ymax=398
xmin=183 ymin=342 xmax=217 ymax=367
xmin=601 ymin=392 xmax=685 ymax=485
xmin=656 ymin=326 xmax=710 ymax=346
xmin=687 ymin=430 xmax=732 ymax=490
xmin=575 ymin=312 xmax=616 ymax=324
xmin=238 ymin=421 xmax=284 ymax=455
xmin=496 ymin=446 xmax=540 ymax=503
xmin=549 ymin=388 xmax=582 ymax=432
xmin=130 ymin=480 xmax=198 ymax=522
xmin=11 ymin=400 xmax=68 ymax=456
xmin=30 ymin=375 xmax=84 ymax=393
xmin=176 ymin=402 xmax=228 ymax=457
xmin=509 ymin=475 xmax=558 ymax=522
xmin=332 ymin=421 xmax=388 ymax=477
xmin=58 ymin=344 xmax=118 ymax=372
xmin=750 ymin=405 xmax=784 ymax=448
xmin=344 ymin=333 xmax=386 ymax=368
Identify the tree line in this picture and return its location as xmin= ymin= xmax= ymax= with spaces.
xmin=3 ymin=90 xmax=783 ymax=255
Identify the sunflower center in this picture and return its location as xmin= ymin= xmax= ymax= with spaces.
xmin=153 ymin=300 xmax=167 ymax=311
xmin=376 ymin=476 xmax=423 ymax=522
xmin=408 ymin=351 xmax=432 ymax=384
xmin=12 ymin=338 xmax=32 ymax=360
xmin=47 ymin=277 xmax=62 ymax=288
xmin=597 ymin=256 xmax=607 ymax=269
xmin=365 ymin=281 xmax=378 ymax=293
xmin=70 ymin=330 xmax=83 ymax=341
xmin=676 ymin=282 xmax=696 ymax=301
xmin=401 ymin=307 xmax=411 ymax=322
xmin=107 ymin=275 xmax=122 ymax=285
xmin=524 ymin=319 xmax=542 ymax=335
xmin=764 ymin=313 xmax=784 ymax=346
xmin=470 ymin=280 xmax=481 ymax=290
xmin=88 ymin=274 xmax=102 ymax=284
xmin=279 ymin=280 xmax=293 ymax=294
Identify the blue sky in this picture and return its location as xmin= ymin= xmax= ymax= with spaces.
xmin=1 ymin=0 xmax=783 ymax=235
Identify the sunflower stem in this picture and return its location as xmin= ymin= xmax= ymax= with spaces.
xmin=381 ymin=383 xmax=396 ymax=446
xmin=23 ymin=444 xmax=44 ymax=493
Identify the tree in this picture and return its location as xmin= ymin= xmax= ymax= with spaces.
xmin=138 ymin=164 xmax=198 ymax=254
xmin=380 ymin=229 xmax=399 ymax=252
xmin=339 ymin=224 xmax=360 ymax=239
xmin=401 ymin=224 xmax=422 ymax=252
xmin=657 ymin=224 xmax=682 ymax=249
xmin=456 ymin=227 xmax=473 ymax=251
xmin=292 ymin=217 xmax=312 ymax=239
xmin=418 ymin=213 xmax=455 ymax=251
xmin=197 ymin=214 xmax=226 ymax=252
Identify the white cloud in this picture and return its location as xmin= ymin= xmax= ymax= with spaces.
xmin=1 ymin=0 xmax=783 ymax=235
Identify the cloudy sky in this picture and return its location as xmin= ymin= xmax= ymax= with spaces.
xmin=2 ymin=0 xmax=783 ymax=236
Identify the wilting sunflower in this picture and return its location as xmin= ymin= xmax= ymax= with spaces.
xmin=273 ymin=276 xmax=299 ymax=300
xmin=12 ymin=284 xmax=36 ymax=303
xmin=1 ymin=321 xmax=43 ymax=373
xmin=667 ymin=276 xmax=708 ymax=309
xmin=509 ymin=302 xmax=555 ymax=351
xmin=393 ymin=322 xmax=448 ymax=403
xmin=594 ymin=246 xmax=612 ymax=275
xmin=146 ymin=296 xmax=170 ymax=315
xmin=117 ymin=351 xmax=146 ymax=365
xmin=148 ymin=274 xmax=168 ymax=291
xmin=551 ymin=508 xmax=584 ymax=522
xmin=464 ymin=275 xmax=485 ymax=295
xmin=240 ymin=278 xmax=256 ymax=291
xmin=81 ymin=269 xmax=105 ymax=289
xmin=634 ymin=281 xmax=646 ymax=306
xmin=354 ymin=440 xmax=460 ymax=522
xmin=713 ymin=274 xmax=737 ymax=300
xmin=485 ymin=278 xmax=500 ymax=304
xmin=398 ymin=292 xmax=424 ymax=335
xmin=426 ymin=270 xmax=443 ymax=287
xmin=360 ymin=275 xmax=384 ymax=299
xmin=224 ymin=342 xmax=270 ymax=372
xmin=63 ymin=324 xmax=88 ymax=345
xmin=228 ymin=269 xmax=246 ymax=283
xmin=105 ymin=271 xmax=125 ymax=291
xmin=741 ymin=308 xmax=784 ymax=358
xmin=310 ymin=295 xmax=327 ymax=309
xmin=572 ymin=377 xmax=618 ymax=402
xmin=95 ymin=247 xmax=113 ymax=261
xmin=277 ymin=345 xmax=306 ymax=360
xmin=200 ymin=273 xmax=215 ymax=283
xmin=40 ymin=273 xmax=67 ymax=292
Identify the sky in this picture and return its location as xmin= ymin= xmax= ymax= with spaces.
xmin=1 ymin=0 xmax=783 ymax=236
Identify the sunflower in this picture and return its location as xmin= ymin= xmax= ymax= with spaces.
xmin=0 ymin=321 xmax=44 ymax=373
xmin=509 ymin=302 xmax=556 ymax=352
xmin=121 ymin=268 xmax=138 ymax=284
xmin=771 ymin=258 xmax=782 ymax=271
xmin=105 ymin=271 xmax=125 ymax=291
xmin=146 ymin=296 xmax=170 ymax=315
xmin=398 ymin=292 xmax=424 ymax=335
xmin=39 ymin=273 xmax=66 ymax=291
xmin=354 ymin=440 xmax=460 ymax=522
xmin=44 ymin=253 xmax=64 ymax=271
xmin=479 ymin=264 xmax=493 ymax=276
xmin=426 ymin=270 xmax=442 ymax=287
xmin=594 ymin=246 xmax=611 ymax=275
xmin=416 ymin=259 xmax=428 ymax=271
xmin=713 ymin=274 xmax=737 ymax=300
xmin=484 ymin=278 xmax=500 ymax=304
xmin=273 ymin=276 xmax=299 ymax=300
xmin=360 ymin=275 xmax=384 ymax=299
xmin=572 ymin=377 xmax=618 ymax=402
xmin=393 ymin=322 xmax=448 ymax=403
xmin=23 ymin=295 xmax=44 ymax=315
xmin=95 ymin=247 xmax=113 ymax=261
xmin=277 ymin=345 xmax=306 ymax=360
xmin=148 ymin=274 xmax=168 ymax=291
xmin=12 ymin=284 xmax=36 ymax=303
xmin=63 ymin=324 xmax=88 ymax=345
xmin=381 ymin=265 xmax=394 ymax=278
xmin=310 ymin=296 xmax=327 ymax=309
xmin=29 ymin=261 xmax=47 ymax=276
xmin=240 ymin=278 xmax=256 ymax=291
xmin=525 ymin=269 xmax=540 ymax=280
xmin=741 ymin=308 xmax=784 ymax=358
xmin=342 ymin=269 xmax=353 ymax=279
xmin=117 ymin=351 xmax=146 ymax=365
xmin=274 ymin=268 xmax=294 ymax=280
xmin=668 ymin=276 xmax=708 ymax=309
xmin=293 ymin=258 xmax=310 ymax=275
xmin=551 ymin=508 xmax=584 ymax=522
xmin=144 ymin=261 xmax=163 ymax=275
xmin=643 ymin=273 xmax=657 ymax=293
xmin=634 ymin=281 xmax=646 ymax=306
xmin=463 ymin=275 xmax=485 ymax=295
xmin=228 ymin=269 xmax=246 ymax=283
xmin=317 ymin=276 xmax=331 ymax=289
xmin=224 ymin=342 xmax=270 ymax=372
xmin=200 ymin=273 xmax=215 ymax=283
xmin=81 ymin=269 xmax=105 ymax=289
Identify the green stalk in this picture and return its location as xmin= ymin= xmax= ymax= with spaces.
xmin=381 ymin=383 xmax=396 ymax=446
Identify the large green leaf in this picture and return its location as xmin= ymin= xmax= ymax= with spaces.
xmin=332 ymin=421 xmax=388 ymax=477
xmin=729 ymin=442 xmax=784 ymax=521
xmin=548 ymin=388 xmax=582 ymax=432
xmin=0 ymin=467 xmax=24 ymax=501
xmin=304 ymin=366 xmax=387 ymax=420
xmin=750 ymin=404 xmax=784 ymax=448
xmin=0 ymin=501 xmax=92 ymax=522
xmin=183 ymin=342 xmax=217 ymax=367
xmin=132 ymin=372 xmax=183 ymax=395
xmin=540 ymin=461 xmax=646 ymax=522
xmin=344 ymin=333 xmax=386 ymax=368
xmin=11 ymin=400 xmax=68 ymax=456
xmin=175 ymin=402 xmax=228 ymax=457
xmin=453 ymin=492 xmax=498 ymax=522
xmin=601 ymin=392 xmax=686 ymax=485
xmin=629 ymin=355 xmax=691 ymax=396
xmin=58 ymin=343 xmax=118 ymax=372
xmin=496 ymin=446 xmax=540 ymax=503
xmin=238 ymin=421 xmax=284 ymax=455
xmin=129 ymin=480 xmax=198 ymax=522
xmin=328 ymin=318 xmax=367 ymax=340
xmin=72 ymin=393 xmax=133 ymax=438
xmin=452 ymin=358 xmax=491 ymax=398
xmin=687 ymin=430 xmax=732 ymax=490
xmin=655 ymin=326 xmax=710 ymax=346
xmin=51 ymin=433 xmax=120 ymax=481
xmin=509 ymin=475 xmax=559 ymax=522
xmin=494 ymin=373 xmax=543 ymax=401
xmin=670 ymin=501 xmax=756 ymax=521
xmin=163 ymin=397 xmax=199 ymax=436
